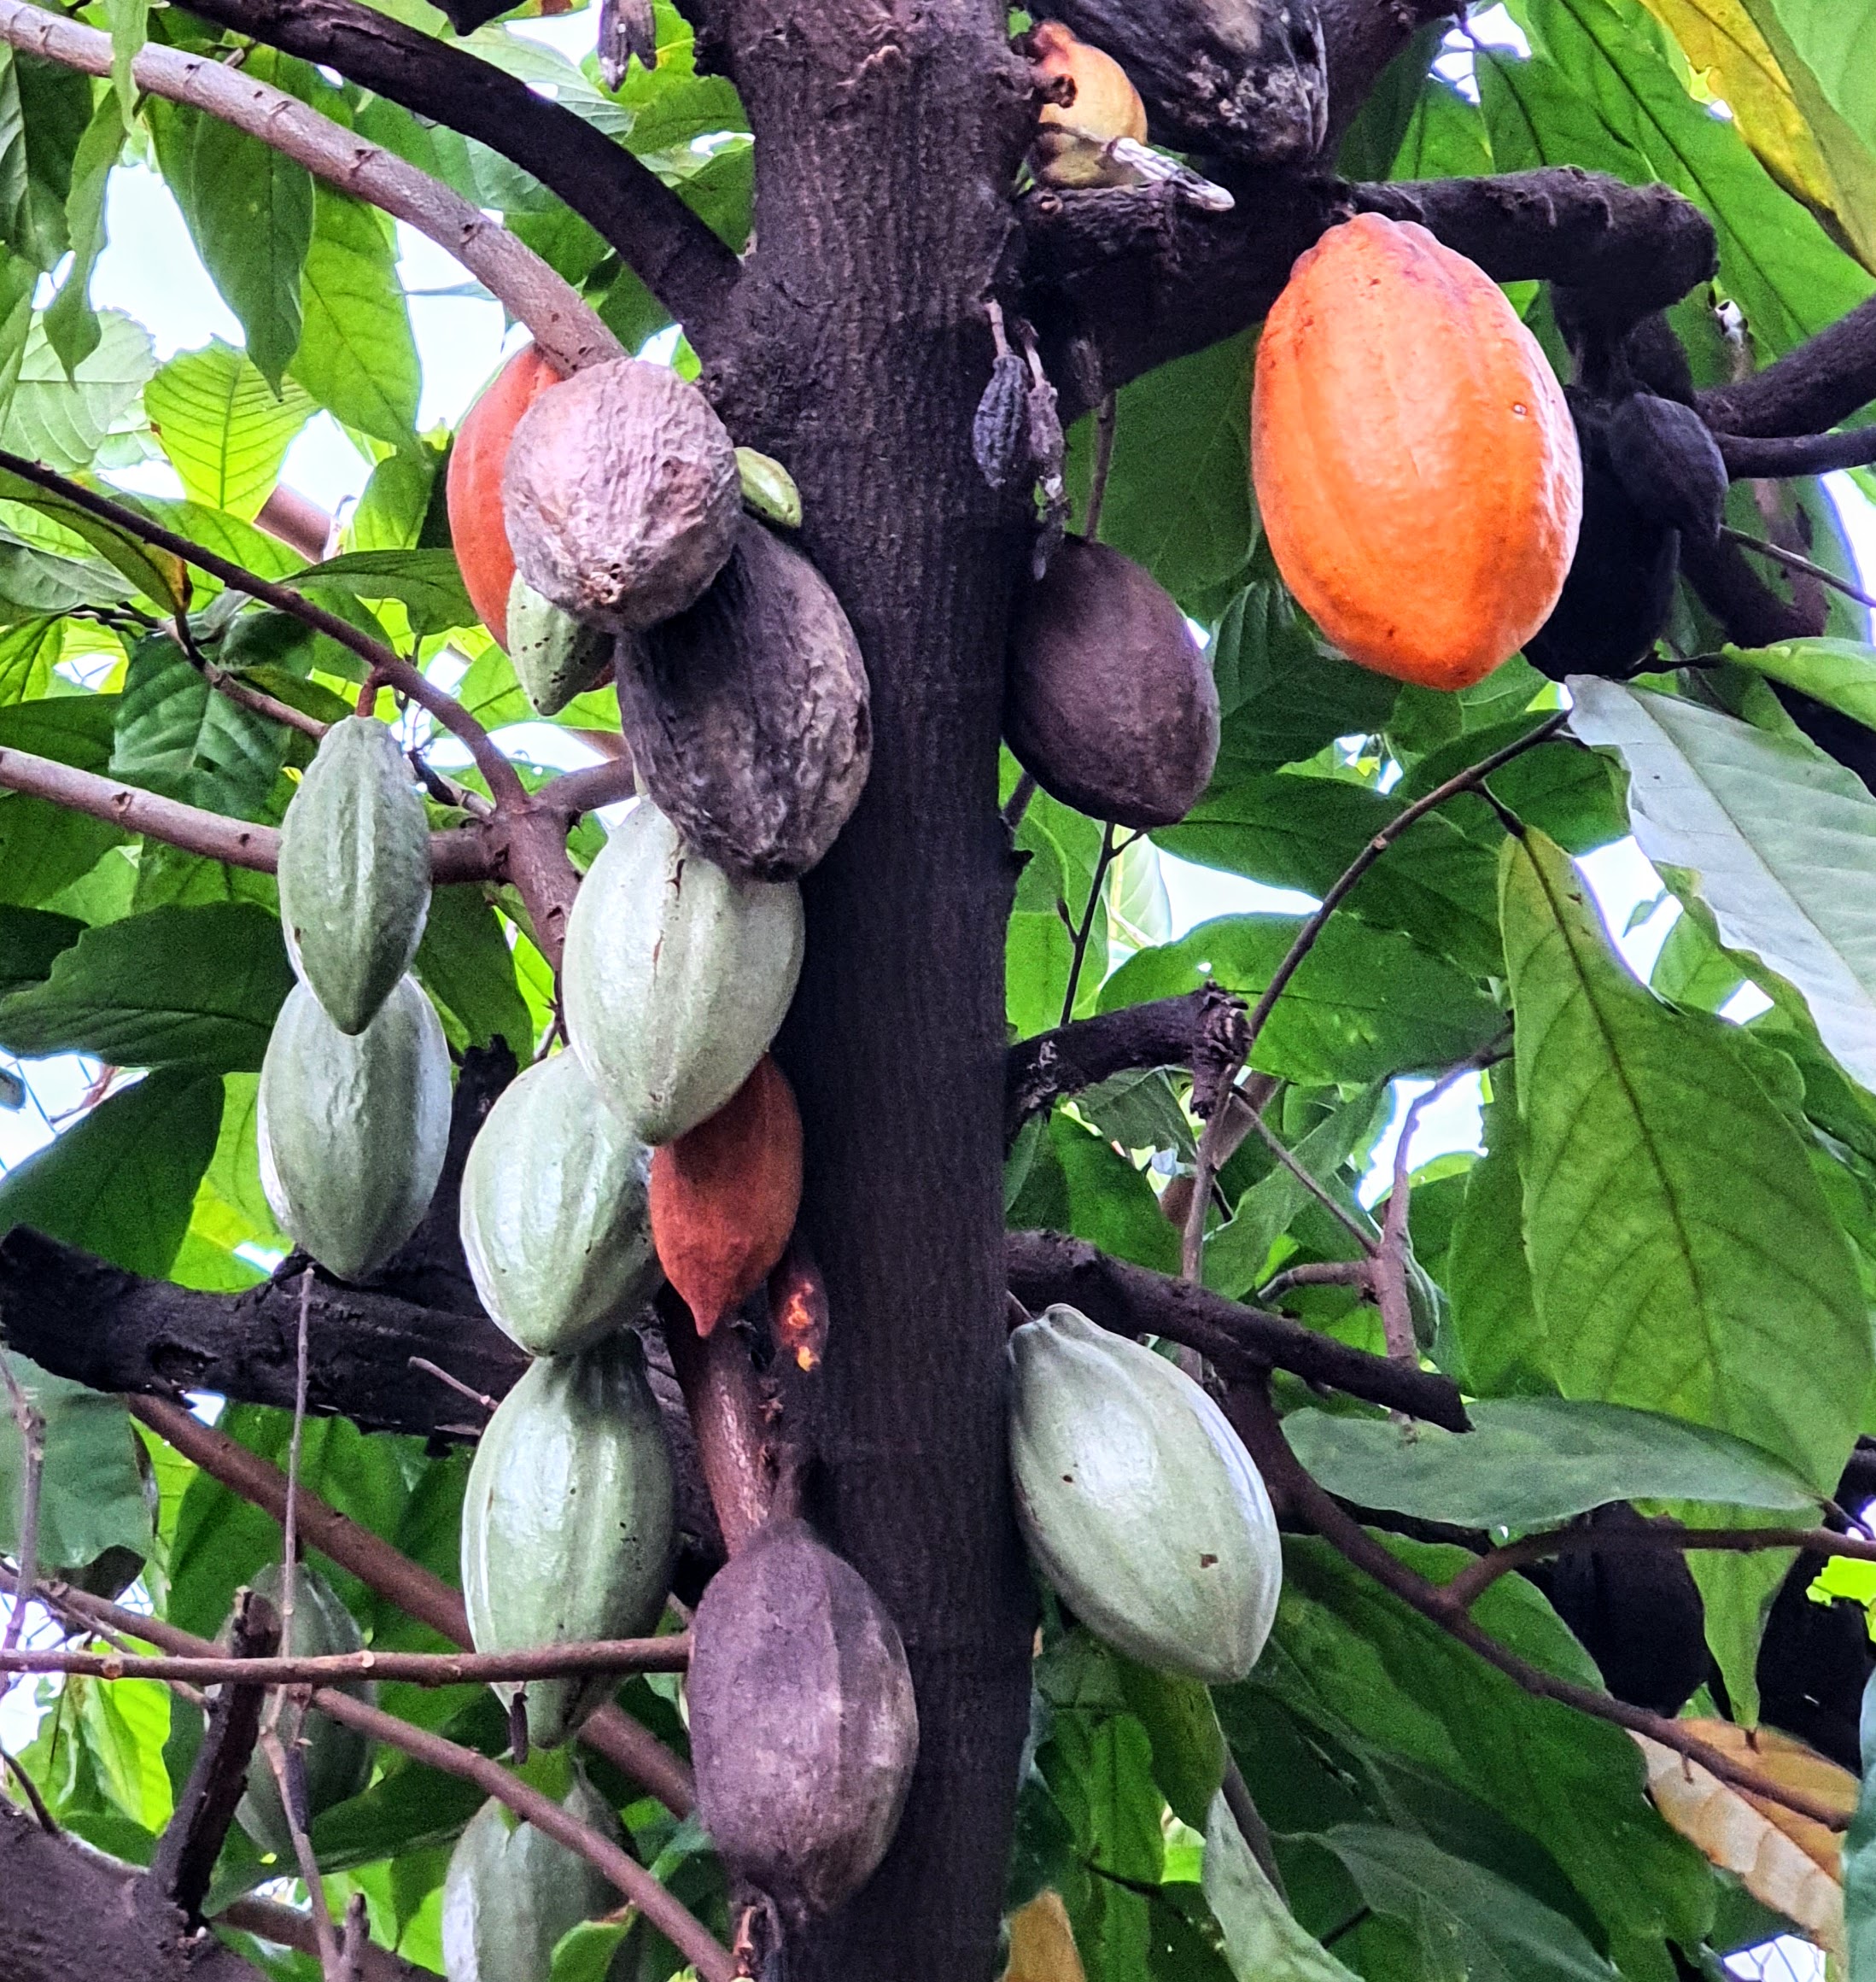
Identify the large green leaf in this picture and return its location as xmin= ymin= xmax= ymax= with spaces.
xmin=0 ymin=1356 xmax=153 ymax=1570
xmin=109 ymin=634 xmax=289 ymax=821
xmin=0 ymin=48 xmax=88 ymax=272
xmin=0 ymin=615 xmax=58 ymax=703
xmin=1445 ymin=1091 xmax=1548 ymax=1398
xmin=1756 ymin=1 xmax=1876 ymax=160
xmin=0 ymin=1067 xmax=223 ymax=1277
xmin=290 ymin=184 xmax=419 ymax=449
xmin=146 ymin=341 xmax=315 ymax=522
xmin=1569 ymin=677 xmax=1876 ymax=1098
xmin=1284 ymin=1396 xmax=1820 ymax=1529
xmin=0 ymin=903 xmax=81 ymax=991
xmin=304 ymin=548 xmax=473 ymax=639
xmin=43 ymin=86 xmax=121 ymax=377
xmin=1501 ymin=827 xmax=1871 ymax=1490
xmin=0 ymin=796 xmax=122 ymax=908
xmin=0 ymin=311 xmax=154 ymax=471
xmin=1203 ymin=1790 xmax=1360 ymax=1981
xmin=0 ymin=903 xmax=292 ymax=1071
xmin=412 ymin=886 xmax=533 ymax=1054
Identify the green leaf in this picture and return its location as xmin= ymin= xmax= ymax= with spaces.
xmin=0 ymin=50 xmax=87 ymax=272
xmin=1101 ymin=917 xmax=1503 ymax=1087
xmin=0 ymin=687 xmax=120 ymax=772
xmin=1502 ymin=827 xmax=1871 ymax=1491
xmin=289 ymin=184 xmax=418 ymax=448
xmin=1284 ymin=1396 xmax=1820 ymax=1529
xmin=1753 ymin=1 xmax=1876 ymax=161
xmin=1844 ymin=1667 xmax=1876 ymax=1976
xmin=101 ymin=0 xmax=146 ymax=137
xmin=146 ymin=341 xmax=314 ymax=521
xmin=1202 ymin=1789 xmax=1361 ymax=1980
xmin=0 ymin=616 xmax=58 ymax=703
xmin=44 ymin=87 xmax=121 ymax=377
xmin=0 ymin=467 xmax=183 ymax=607
xmin=1728 ymin=635 xmax=1876 ymax=730
xmin=0 ymin=311 xmax=155 ymax=471
xmin=0 ymin=1355 xmax=154 ymax=1570
xmin=0 ymin=903 xmax=82 ymax=990
xmin=0 ymin=796 xmax=123 ymax=908
xmin=0 ymin=524 xmax=132 ymax=619
xmin=110 ymin=634 xmax=289 ymax=820
xmin=0 ymin=1067 xmax=224 ymax=1276
xmin=1445 ymin=1091 xmax=1548 ymax=1398
xmin=1113 ymin=1657 xmax=1226 ymax=1833
xmin=547 ymin=1920 xmax=631 ymax=1982
xmin=1394 ymin=68 xmax=1497 ymax=178
xmin=0 ymin=903 xmax=292 ymax=1071
xmin=412 ymin=886 xmax=533 ymax=1054
xmin=304 ymin=548 xmax=472 ymax=639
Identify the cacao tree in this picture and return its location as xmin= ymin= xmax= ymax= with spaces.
xmin=8 ymin=2 xmax=1876 ymax=1979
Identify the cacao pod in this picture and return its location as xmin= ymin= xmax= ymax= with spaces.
xmin=459 ymin=1048 xmax=661 ymax=1357
xmin=1604 ymin=390 xmax=1728 ymax=546
xmin=689 ymin=1517 xmax=918 ymax=1926
xmin=974 ymin=350 xmax=1032 ymax=492
xmin=447 ymin=343 xmax=565 ymax=648
xmin=1251 ymin=213 xmax=1582 ymax=690
xmin=276 ymin=715 xmax=432 ymax=1035
xmin=618 ymin=517 xmax=873 ymax=880
xmin=506 ymin=571 xmax=614 ymax=719
xmin=563 ymin=799 xmax=804 ymax=1144
xmin=650 ymin=1053 xmax=801 ymax=1336
xmin=503 ymin=356 xmax=740 ymax=633
xmin=237 ymin=1562 xmax=377 ymax=1858
xmin=258 ymin=976 xmax=452 ymax=1282
xmin=1031 ymin=20 xmax=1147 ymax=143
xmin=1005 ymin=537 xmax=1219 ymax=828
xmin=1522 ymin=458 xmax=1678 ymax=683
xmin=441 ymin=1774 xmax=622 ymax=1982
xmin=1008 ymin=1305 xmax=1281 ymax=1683
xmin=736 ymin=447 xmax=802 ymax=530
xmin=460 ymin=1329 xmax=676 ymax=1747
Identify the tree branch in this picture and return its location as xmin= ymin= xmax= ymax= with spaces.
xmin=1715 ymin=425 xmax=1876 ymax=477
xmin=175 ymin=0 xmax=739 ymax=347
xmin=218 ymin=1897 xmax=425 ymax=1982
xmin=1698 ymin=293 xmax=1876 ymax=439
xmin=0 ymin=0 xmax=618 ymax=377
xmin=1004 ymin=1230 xmax=1469 ymax=1429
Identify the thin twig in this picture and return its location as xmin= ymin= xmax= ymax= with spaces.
xmin=1181 ymin=1067 xmax=1250 ymax=1283
xmin=1060 ymin=822 xmax=1122 ymax=1027
xmin=260 ymin=1725 xmax=342 ymax=1975
xmin=2 ymin=1746 xmax=56 ymax=1833
xmin=1244 ymin=1108 xmax=1378 ymax=1255
xmin=1084 ymin=391 xmax=1119 ymax=540
xmin=1256 ymin=1260 xmax=1369 ymax=1305
xmin=0 ymin=1348 xmax=44 ymax=1655
xmin=219 ymin=1896 xmax=428 ymax=1982
xmin=339 ymin=1892 xmax=371 ymax=1982
xmin=407 ymin=1357 xmax=498 ymax=1418
xmin=1720 ymin=523 xmax=1876 ymax=611
xmin=0 ymin=1634 xmax=691 ymax=1687
xmin=277 ymin=1268 xmax=314 ymax=1693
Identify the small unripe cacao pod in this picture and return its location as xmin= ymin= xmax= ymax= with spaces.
xmin=258 ymin=976 xmax=451 ymax=1282
xmin=277 ymin=715 xmax=431 ymax=1035
xmin=1008 ymin=1305 xmax=1281 ymax=1683
xmin=503 ymin=357 xmax=741 ymax=633
xmin=441 ymin=1775 xmax=621 ymax=1982
xmin=689 ymin=1517 xmax=919 ymax=1926
xmin=237 ymin=1563 xmax=376 ymax=1858
xmin=1252 ymin=213 xmax=1582 ymax=690
xmin=1006 ymin=537 xmax=1219 ymax=828
xmin=650 ymin=1053 xmax=801 ymax=1336
xmin=1604 ymin=390 xmax=1728 ymax=546
xmin=1031 ymin=20 xmax=1147 ymax=142
xmin=619 ymin=517 xmax=872 ymax=880
xmin=459 ymin=1049 xmax=662 ymax=1357
xmin=461 ymin=1330 xmax=676 ymax=1747
xmin=563 ymin=799 xmax=804 ymax=1144
xmin=506 ymin=572 xmax=614 ymax=718
xmin=447 ymin=343 xmax=565 ymax=648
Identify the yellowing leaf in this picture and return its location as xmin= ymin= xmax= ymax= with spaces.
xmin=1633 ymin=1722 xmax=1856 ymax=1952
xmin=1004 ymin=1891 xmax=1087 ymax=1982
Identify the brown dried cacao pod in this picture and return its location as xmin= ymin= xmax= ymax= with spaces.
xmin=1604 ymin=390 xmax=1728 ymax=547
xmin=1006 ymin=537 xmax=1219 ymax=827
xmin=689 ymin=1517 xmax=919 ymax=1926
xmin=502 ymin=357 xmax=740 ymax=632
xmin=618 ymin=517 xmax=872 ymax=880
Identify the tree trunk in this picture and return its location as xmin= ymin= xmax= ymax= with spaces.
xmin=704 ymin=7 xmax=1038 ymax=1978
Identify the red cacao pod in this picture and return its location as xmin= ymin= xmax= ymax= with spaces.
xmin=447 ymin=344 xmax=565 ymax=649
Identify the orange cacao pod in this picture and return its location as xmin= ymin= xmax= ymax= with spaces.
xmin=650 ymin=1054 xmax=803 ymax=1336
xmin=447 ymin=344 xmax=565 ymax=649
xmin=1250 ymin=214 xmax=1581 ymax=691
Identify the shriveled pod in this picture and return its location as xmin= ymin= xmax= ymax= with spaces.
xmin=460 ymin=1330 xmax=676 ymax=1747
xmin=1008 ymin=1305 xmax=1281 ymax=1683
xmin=503 ymin=356 xmax=741 ymax=632
xmin=258 ymin=976 xmax=451 ymax=1282
xmin=459 ymin=1049 xmax=661 ymax=1357
xmin=689 ymin=1517 xmax=919 ymax=1926
xmin=1006 ymin=537 xmax=1219 ymax=828
xmin=1252 ymin=213 xmax=1581 ymax=690
xmin=505 ymin=572 xmax=613 ymax=718
xmin=651 ymin=1053 xmax=802 ymax=1336
xmin=618 ymin=517 xmax=872 ymax=880
xmin=277 ymin=715 xmax=431 ymax=1034
xmin=1604 ymin=389 xmax=1727 ymax=546
xmin=447 ymin=342 xmax=565 ymax=647
xmin=563 ymin=799 xmax=804 ymax=1144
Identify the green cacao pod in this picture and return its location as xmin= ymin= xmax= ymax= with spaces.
xmin=1605 ymin=389 xmax=1727 ymax=546
xmin=563 ymin=799 xmax=804 ymax=1144
xmin=1008 ymin=1305 xmax=1281 ymax=1683
xmin=459 ymin=1049 xmax=661 ymax=1357
xmin=619 ymin=517 xmax=872 ymax=881
xmin=237 ymin=1562 xmax=377 ymax=1859
xmin=460 ymin=1330 xmax=676 ymax=1747
xmin=276 ymin=715 xmax=431 ymax=1035
xmin=441 ymin=1774 xmax=621 ymax=1982
xmin=505 ymin=571 xmax=613 ymax=719
xmin=688 ymin=1517 xmax=918 ymax=1927
xmin=258 ymin=975 xmax=452 ymax=1282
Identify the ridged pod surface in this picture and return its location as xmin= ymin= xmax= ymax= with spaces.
xmin=277 ymin=716 xmax=431 ymax=1035
xmin=460 ymin=1330 xmax=675 ymax=1747
xmin=447 ymin=343 xmax=564 ymax=648
xmin=650 ymin=1053 xmax=801 ymax=1336
xmin=620 ymin=517 xmax=872 ymax=880
xmin=1006 ymin=538 xmax=1219 ymax=828
xmin=459 ymin=1049 xmax=661 ymax=1357
xmin=441 ymin=1776 xmax=621 ymax=1982
xmin=503 ymin=357 xmax=740 ymax=632
xmin=563 ymin=800 xmax=804 ymax=1144
xmin=1008 ymin=1306 xmax=1282 ymax=1683
xmin=258 ymin=976 xmax=451 ymax=1282
xmin=1252 ymin=214 xmax=1581 ymax=691
xmin=237 ymin=1563 xmax=376 ymax=1858
xmin=689 ymin=1518 xmax=918 ymax=1926
xmin=1604 ymin=390 xmax=1727 ymax=546
xmin=506 ymin=572 xmax=613 ymax=718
